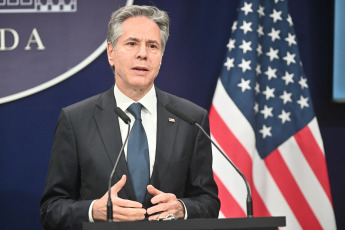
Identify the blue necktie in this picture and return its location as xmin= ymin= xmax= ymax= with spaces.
xmin=127 ymin=103 xmax=150 ymax=203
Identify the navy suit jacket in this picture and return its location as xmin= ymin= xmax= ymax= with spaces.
xmin=40 ymin=86 xmax=220 ymax=230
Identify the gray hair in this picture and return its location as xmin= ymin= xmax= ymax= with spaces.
xmin=107 ymin=5 xmax=170 ymax=54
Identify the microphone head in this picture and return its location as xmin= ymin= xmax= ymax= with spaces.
xmin=165 ymin=104 xmax=196 ymax=125
xmin=114 ymin=107 xmax=131 ymax=124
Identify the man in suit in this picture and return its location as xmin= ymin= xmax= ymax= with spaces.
xmin=40 ymin=5 xmax=219 ymax=230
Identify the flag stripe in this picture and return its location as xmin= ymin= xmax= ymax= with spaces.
xmin=211 ymin=79 xmax=256 ymax=153
xmin=218 ymin=212 xmax=225 ymax=219
xmin=210 ymin=104 xmax=271 ymax=217
xmin=213 ymin=173 xmax=246 ymax=217
xmin=294 ymin=125 xmax=333 ymax=203
xmin=252 ymin=152 xmax=302 ymax=229
xmin=264 ymin=149 xmax=323 ymax=230
xmin=210 ymin=105 xmax=253 ymax=175
xmin=308 ymin=118 xmax=325 ymax=155
xmin=212 ymin=139 xmax=247 ymax=214
xmin=279 ymin=132 xmax=336 ymax=229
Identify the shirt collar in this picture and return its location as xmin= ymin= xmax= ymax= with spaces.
xmin=114 ymin=84 xmax=157 ymax=115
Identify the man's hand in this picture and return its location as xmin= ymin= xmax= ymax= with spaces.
xmin=146 ymin=185 xmax=185 ymax=221
xmin=92 ymin=175 xmax=146 ymax=221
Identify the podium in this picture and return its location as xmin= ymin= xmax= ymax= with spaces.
xmin=83 ymin=217 xmax=286 ymax=230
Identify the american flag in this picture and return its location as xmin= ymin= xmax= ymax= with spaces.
xmin=209 ymin=0 xmax=336 ymax=229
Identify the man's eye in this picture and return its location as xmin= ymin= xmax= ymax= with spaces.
xmin=148 ymin=44 xmax=157 ymax=49
xmin=128 ymin=42 xmax=136 ymax=46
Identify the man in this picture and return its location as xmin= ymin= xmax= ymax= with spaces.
xmin=40 ymin=5 xmax=220 ymax=230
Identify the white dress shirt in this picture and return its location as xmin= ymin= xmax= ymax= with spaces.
xmin=114 ymin=84 xmax=157 ymax=176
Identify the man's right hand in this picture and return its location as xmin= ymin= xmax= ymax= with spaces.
xmin=92 ymin=175 xmax=146 ymax=221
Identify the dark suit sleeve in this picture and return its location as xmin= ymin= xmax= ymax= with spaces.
xmin=179 ymin=109 xmax=220 ymax=218
xmin=40 ymin=109 xmax=92 ymax=230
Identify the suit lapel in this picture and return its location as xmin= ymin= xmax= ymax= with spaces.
xmin=93 ymin=87 xmax=135 ymax=200
xmin=147 ymin=89 xmax=179 ymax=195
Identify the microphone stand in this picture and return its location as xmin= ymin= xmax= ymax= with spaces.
xmin=195 ymin=123 xmax=253 ymax=217
xmin=107 ymin=109 xmax=131 ymax=222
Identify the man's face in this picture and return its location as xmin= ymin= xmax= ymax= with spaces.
xmin=107 ymin=16 xmax=163 ymax=95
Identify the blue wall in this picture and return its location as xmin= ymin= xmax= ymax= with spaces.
xmin=1 ymin=1 xmax=344 ymax=229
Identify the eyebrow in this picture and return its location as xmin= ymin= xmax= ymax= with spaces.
xmin=126 ymin=37 xmax=140 ymax=42
xmin=126 ymin=37 xmax=160 ymax=47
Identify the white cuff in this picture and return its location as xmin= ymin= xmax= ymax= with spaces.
xmin=88 ymin=200 xmax=96 ymax=222
xmin=178 ymin=199 xmax=188 ymax=219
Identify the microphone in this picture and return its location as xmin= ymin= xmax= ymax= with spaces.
xmin=107 ymin=107 xmax=131 ymax=222
xmin=165 ymin=104 xmax=253 ymax=217
xmin=115 ymin=107 xmax=131 ymax=124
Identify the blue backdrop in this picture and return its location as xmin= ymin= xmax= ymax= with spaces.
xmin=1 ymin=1 xmax=344 ymax=229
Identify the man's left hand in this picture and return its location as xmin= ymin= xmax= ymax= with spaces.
xmin=146 ymin=185 xmax=185 ymax=221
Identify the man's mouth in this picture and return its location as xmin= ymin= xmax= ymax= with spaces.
xmin=132 ymin=66 xmax=149 ymax=72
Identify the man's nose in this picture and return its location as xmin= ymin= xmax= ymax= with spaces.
xmin=136 ymin=44 xmax=148 ymax=60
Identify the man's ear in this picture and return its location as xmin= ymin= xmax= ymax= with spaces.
xmin=107 ymin=42 xmax=115 ymax=67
